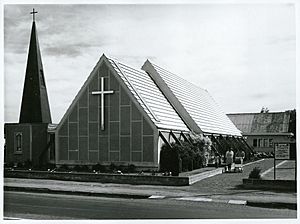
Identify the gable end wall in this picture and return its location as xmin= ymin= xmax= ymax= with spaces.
xmin=56 ymin=57 xmax=158 ymax=168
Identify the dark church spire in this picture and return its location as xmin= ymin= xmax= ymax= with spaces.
xmin=19 ymin=9 xmax=52 ymax=123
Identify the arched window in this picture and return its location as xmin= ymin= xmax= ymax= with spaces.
xmin=15 ymin=132 xmax=22 ymax=152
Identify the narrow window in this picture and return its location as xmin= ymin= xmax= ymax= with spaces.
xmin=269 ymin=139 xmax=273 ymax=147
xmin=259 ymin=139 xmax=264 ymax=147
xmin=15 ymin=132 xmax=23 ymax=153
xmin=258 ymin=139 xmax=263 ymax=148
xmin=264 ymin=139 xmax=269 ymax=147
xmin=253 ymin=139 xmax=257 ymax=147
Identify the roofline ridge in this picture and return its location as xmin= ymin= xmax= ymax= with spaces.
xmin=108 ymin=56 xmax=147 ymax=74
xmin=142 ymin=60 xmax=242 ymax=136
xmin=227 ymin=111 xmax=292 ymax=115
xmin=142 ymin=60 xmax=202 ymax=134
xmin=111 ymin=59 xmax=160 ymax=122
xmin=111 ymin=60 xmax=146 ymax=75
xmin=146 ymin=60 xmax=208 ymax=92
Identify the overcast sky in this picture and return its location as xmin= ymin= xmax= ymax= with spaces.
xmin=4 ymin=3 xmax=296 ymax=124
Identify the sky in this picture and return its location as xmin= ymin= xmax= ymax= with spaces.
xmin=3 ymin=3 xmax=296 ymax=124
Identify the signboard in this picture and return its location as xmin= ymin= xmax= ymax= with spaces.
xmin=274 ymin=143 xmax=290 ymax=160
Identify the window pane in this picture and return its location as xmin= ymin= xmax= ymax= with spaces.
xmin=258 ymin=139 xmax=264 ymax=147
xmin=264 ymin=139 xmax=269 ymax=147
xmin=269 ymin=139 xmax=273 ymax=147
xmin=15 ymin=133 xmax=22 ymax=151
xmin=253 ymin=139 xmax=257 ymax=147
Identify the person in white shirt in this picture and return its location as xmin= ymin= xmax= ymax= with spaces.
xmin=225 ymin=148 xmax=234 ymax=171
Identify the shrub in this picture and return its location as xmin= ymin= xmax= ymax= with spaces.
xmin=92 ymin=163 xmax=104 ymax=172
xmin=73 ymin=165 xmax=90 ymax=172
xmin=60 ymin=164 xmax=70 ymax=172
xmin=40 ymin=163 xmax=56 ymax=171
xmin=118 ymin=165 xmax=128 ymax=173
xmin=159 ymin=133 xmax=213 ymax=174
xmin=109 ymin=163 xmax=117 ymax=172
xmin=159 ymin=144 xmax=180 ymax=176
xmin=249 ymin=167 xmax=262 ymax=179
xmin=172 ymin=142 xmax=190 ymax=172
xmin=73 ymin=165 xmax=81 ymax=172
xmin=4 ymin=162 xmax=15 ymax=168
xmin=128 ymin=164 xmax=136 ymax=173
xmin=81 ymin=165 xmax=91 ymax=172
xmin=16 ymin=160 xmax=32 ymax=169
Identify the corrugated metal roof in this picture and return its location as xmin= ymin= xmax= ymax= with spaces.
xmin=227 ymin=112 xmax=291 ymax=134
xmin=143 ymin=62 xmax=242 ymax=136
xmin=108 ymin=58 xmax=189 ymax=132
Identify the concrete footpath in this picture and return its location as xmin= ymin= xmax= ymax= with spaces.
xmin=4 ymin=159 xmax=297 ymax=210
xmin=4 ymin=177 xmax=297 ymax=210
xmin=261 ymin=160 xmax=296 ymax=180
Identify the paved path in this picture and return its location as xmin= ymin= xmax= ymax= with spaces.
xmin=261 ymin=160 xmax=296 ymax=180
xmin=185 ymin=158 xmax=274 ymax=194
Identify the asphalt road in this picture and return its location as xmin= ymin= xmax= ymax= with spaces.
xmin=4 ymin=191 xmax=296 ymax=219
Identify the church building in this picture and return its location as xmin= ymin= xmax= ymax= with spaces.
xmin=4 ymin=11 xmax=252 ymax=170
xmin=4 ymin=9 xmax=52 ymax=167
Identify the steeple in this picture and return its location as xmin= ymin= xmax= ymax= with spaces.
xmin=19 ymin=9 xmax=52 ymax=123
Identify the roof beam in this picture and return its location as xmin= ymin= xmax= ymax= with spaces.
xmin=159 ymin=131 xmax=172 ymax=148
xmin=211 ymin=135 xmax=224 ymax=154
xmin=238 ymin=137 xmax=254 ymax=153
xmin=180 ymin=132 xmax=192 ymax=145
xmin=170 ymin=131 xmax=182 ymax=146
xmin=142 ymin=60 xmax=202 ymax=134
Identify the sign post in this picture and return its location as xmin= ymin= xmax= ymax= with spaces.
xmin=274 ymin=153 xmax=276 ymax=180
xmin=274 ymin=143 xmax=290 ymax=180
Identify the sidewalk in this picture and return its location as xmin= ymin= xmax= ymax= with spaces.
xmin=4 ymin=177 xmax=296 ymax=209
xmin=261 ymin=160 xmax=296 ymax=180
xmin=3 ymin=159 xmax=297 ymax=210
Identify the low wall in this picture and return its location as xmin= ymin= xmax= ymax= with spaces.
xmin=243 ymin=178 xmax=296 ymax=192
xmin=4 ymin=170 xmax=189 ymax=186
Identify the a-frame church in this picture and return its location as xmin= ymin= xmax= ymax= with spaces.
xmin=4 ymin=11 xmax=252 ymax=170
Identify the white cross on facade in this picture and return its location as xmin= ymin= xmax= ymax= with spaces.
xmin=92 ymin=77 xmax=114 ymax=130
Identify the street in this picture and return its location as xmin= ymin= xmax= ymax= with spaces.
xmin=4 ymin=191 xmax=296 ymax=219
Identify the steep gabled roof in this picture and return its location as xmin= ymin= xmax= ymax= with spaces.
xmin=108 ymin=58 xmax=189 ymax=132
xmin=227 ymin=111 xmax=292 ymax=134
xmin=142 ymin=60 xmax=242 ymax=136
xmin=57 ymin=55 xmax=189 ymax=132
xmin=19 ymin=21 xmax=52 ymax=123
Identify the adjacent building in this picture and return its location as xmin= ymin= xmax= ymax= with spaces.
xmin=228 ymin=110 xmax=296 ymax=158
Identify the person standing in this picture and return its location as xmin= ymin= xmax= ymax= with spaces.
xmin=226 ymin=148 xmax=234 ymax=171
xmin=241 ymin=150 xmax=245 ymax=161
